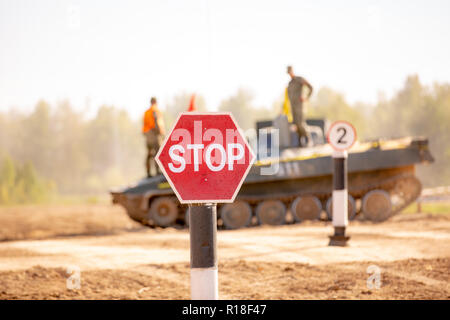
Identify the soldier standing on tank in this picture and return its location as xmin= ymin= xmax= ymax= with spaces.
xmin=287 ymin=65 xmax=314 ymax=147
xmin=143 ymin=97 xmax=166 ymax=178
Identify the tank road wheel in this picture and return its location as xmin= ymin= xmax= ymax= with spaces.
xmin=326 ymin=195 xmax=356 ymax=221
xmin=149 ymin=197 xmax=179 ymax=227
xmin=220 ymin=201 xmax=252 ymax=229
xmin=391 ymin=176 xmax=422 ymax=210
xmin=256 ymin=200 xmax=286 ymax=226
xmin=362 ymin=190 xmax=392 ymax=222
xmin=291 ymin=196 xmax=322 ymax=222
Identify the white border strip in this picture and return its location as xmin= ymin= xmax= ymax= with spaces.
xmin=332 ymin=189 xmax=348 ymax=227
xmin=191 ymin=267 xmax=218 ymax=300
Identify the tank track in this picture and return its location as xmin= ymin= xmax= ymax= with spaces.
xmin=235 ymin=173 xmax=421 ymax=221
xmin=366 ymin=174 xmax=421 ymax=217
xmin=126 ymin=172 xmax=422 ymax=228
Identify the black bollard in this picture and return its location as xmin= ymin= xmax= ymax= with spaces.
xmin=329 ymin=150 xmax=351 ymax=246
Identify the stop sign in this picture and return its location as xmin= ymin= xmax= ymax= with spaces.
xmin=155 ymin=112 xmax=256 ymax=204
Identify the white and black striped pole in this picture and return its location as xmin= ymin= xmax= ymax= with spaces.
xmin=189 ymin=203 xmax=218 ymax=300
xmin=328 ymin=150 xmax=350 ymax=246
xmin=155 ymin=112 xmax=256 ymax=301
xmin=326 ymin=120 xmax=356 ymax=247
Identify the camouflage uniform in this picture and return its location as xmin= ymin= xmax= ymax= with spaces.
xmin=145 ymin=129 xmax=163 ymax=177
xmin=287 ymin=76 xmax=311 ymax=146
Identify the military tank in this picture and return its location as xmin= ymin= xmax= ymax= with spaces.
xmin=111 ymin=117 xmax=434 ymax=229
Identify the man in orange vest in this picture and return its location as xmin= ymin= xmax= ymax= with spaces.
xmin=143 ymin=97 xmax=166 ymax=178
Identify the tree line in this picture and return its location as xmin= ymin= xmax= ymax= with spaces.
xmin=306 ymin=75 xmax=450 ymax=187
xmin=0 ymin=74 xmax=448 ymax=204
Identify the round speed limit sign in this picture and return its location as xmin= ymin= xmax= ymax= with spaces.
xmin=327 ymin=121 xmax=357 ymax=151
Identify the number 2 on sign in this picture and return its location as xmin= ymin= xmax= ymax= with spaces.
xmin=337 ymin=127 xmax=347 ymax=144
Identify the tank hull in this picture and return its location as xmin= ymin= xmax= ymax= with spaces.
xmin=111 ymin=137 xmax=433 ymax=227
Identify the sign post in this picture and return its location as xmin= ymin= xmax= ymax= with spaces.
xmin=326 ymin=121 xmax=357 ymax=246
xmin=156 ymin=112 xmax=255 ymax=299
xmin=189 ymin=203 xmax=218 ymax=299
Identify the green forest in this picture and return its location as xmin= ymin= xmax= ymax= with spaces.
xmin=0 ymin=74 xmax=449 ymax=204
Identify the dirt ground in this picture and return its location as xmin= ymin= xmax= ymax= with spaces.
xmin=0 ymin=204 xmax=449 ymax=299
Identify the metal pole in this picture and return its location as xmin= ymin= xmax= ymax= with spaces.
xmin=329 ymin=150 xmax=351 ymax=246
xmin=188 ymin=203 xmax=218 ymax=300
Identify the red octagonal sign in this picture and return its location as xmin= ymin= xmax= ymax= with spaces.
xmin=156 ymin=112 xmax=256 ymax=204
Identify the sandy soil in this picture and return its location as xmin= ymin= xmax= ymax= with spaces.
xmin=0 ymin=204 xmax=449 ymax=299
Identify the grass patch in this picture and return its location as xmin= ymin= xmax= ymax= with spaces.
xmin=402 ymin=202 xmax=450 ymax=215
xmin=0 ymin=193 xmax=111 ymax=207
xmin=48 ymin=194 xmax=111 ymax=205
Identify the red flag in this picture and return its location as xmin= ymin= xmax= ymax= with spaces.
xmin=188 ymin=93 xmax=196 ymax=112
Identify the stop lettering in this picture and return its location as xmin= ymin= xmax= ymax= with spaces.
xmin=168 ymin=143 xmax=244 ymax=173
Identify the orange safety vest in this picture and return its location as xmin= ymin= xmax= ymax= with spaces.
xmin=142 ymin=105 xmax=160 ymax=133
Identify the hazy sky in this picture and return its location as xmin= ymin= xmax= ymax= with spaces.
xmin=1 ymin=0 xmax=449 ymax=118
